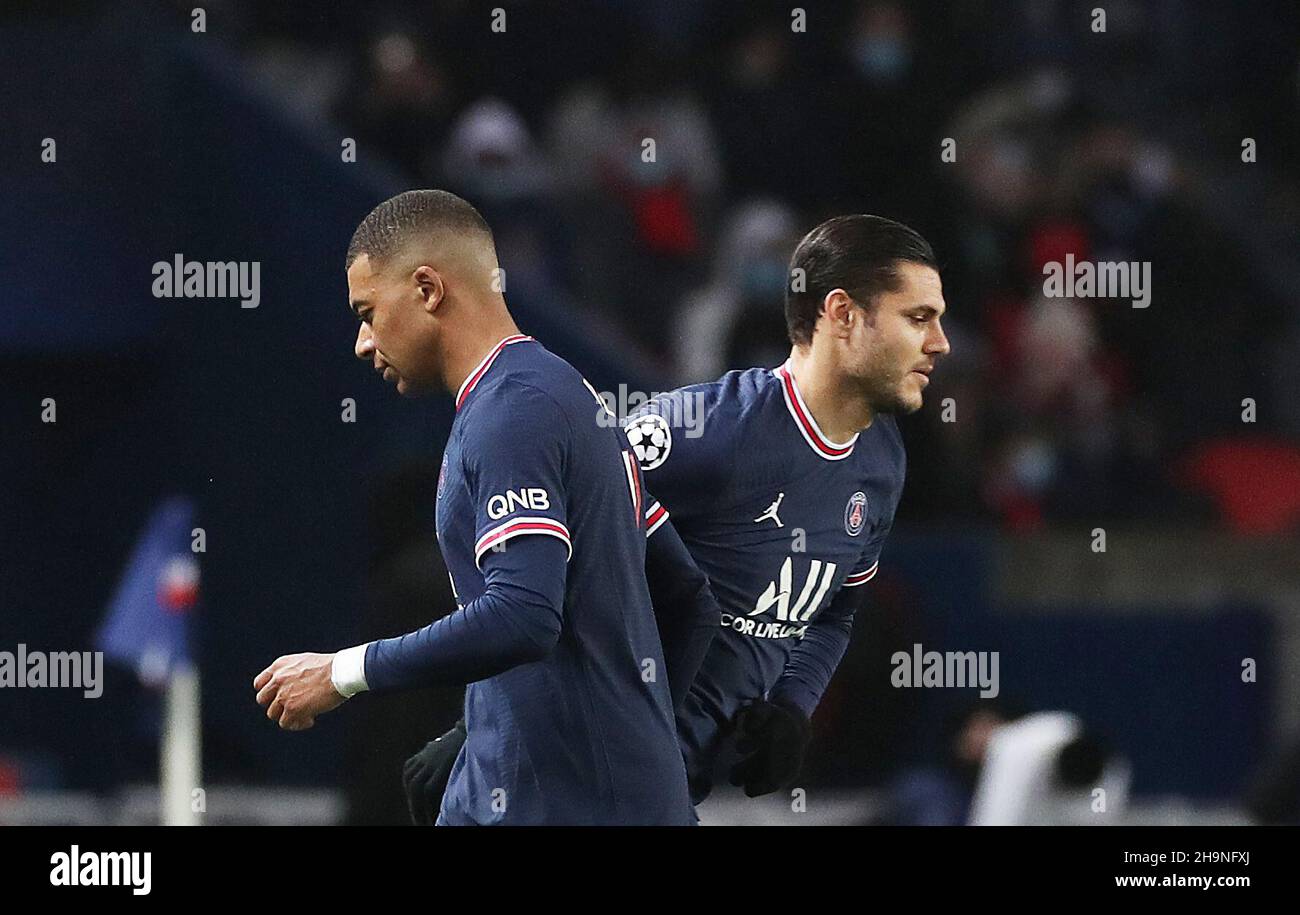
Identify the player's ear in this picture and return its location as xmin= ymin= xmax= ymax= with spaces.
xmin=823 ymin=289 xmax=856 ymax=339
xmin=412 ymin=266 xmax=445 ymax=314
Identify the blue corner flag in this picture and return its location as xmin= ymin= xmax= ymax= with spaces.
xmin=97 ymin=496 xmax=199 ymax=685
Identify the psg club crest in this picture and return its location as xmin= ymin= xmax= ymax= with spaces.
xmin=845 ymin=491 xmax=868 ymax=536
xmin=625 ymin=412 xmax=672 ymax=471
xmin=437 ymin=455 xmax=448 ymax=499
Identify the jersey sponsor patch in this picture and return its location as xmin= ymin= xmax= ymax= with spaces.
xmin=720 ymin=612 xmax=807 ymax=640
xmin=485 ymin=487 xmax=551 ymax=520
xmin=845 ymin=491 xmax=868 ymax=536
xmin=626 ymin=412 xmax=672 ymax=470
xmin=750 ymin=557 xmax=837 ymax=624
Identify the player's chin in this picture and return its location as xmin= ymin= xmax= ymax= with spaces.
xmin=895 ymin=385 xmax=925 ymax=414
xmin=394 ymin=377 xmax=429 ymax=398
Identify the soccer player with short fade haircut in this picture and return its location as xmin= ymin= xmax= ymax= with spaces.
xmin=255 ymin=189 xmax=711 ymax=825
xmin=625 ymin=214 xmax=950 ymax=803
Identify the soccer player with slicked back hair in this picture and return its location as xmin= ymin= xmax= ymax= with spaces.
xmin=624 ymin=214 xmax=951 ymax=805
xmin=254 ymin=190 xmax=717 ymax=825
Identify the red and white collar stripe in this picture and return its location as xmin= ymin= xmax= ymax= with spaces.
xmin=456 ymin=334 xmax=534 ymax=410
xmin=774 ymin=362 xmax=858 ymax=460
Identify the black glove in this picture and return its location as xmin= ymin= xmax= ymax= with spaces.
xmin=728 ymin=700 xmax=811 ymax=798
xmin=402 ymin=718 xmax=467 ymax=826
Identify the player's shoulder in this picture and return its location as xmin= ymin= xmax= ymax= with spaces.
xmin=727 ymin=365 xmax=788 ymax=415
xmin=624 ymin=366 xmax=776 ymax=465
xmin=632 ymin=366 xmax=777 ymax=430
xmin=713 ymin=364 xmax=785 ymax=403
xmin=461 ymin=341 xmax=586 ymax=433
xmin=704 ymin=363 xmax=838 ymax=446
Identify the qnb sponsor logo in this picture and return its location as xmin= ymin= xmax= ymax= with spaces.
xmin=485 ymin=488 xmax=551 ymax=520
xmin=0 ymin=645 xmax=102 ymax=698
xmin=49 ymin=846 xmax=151 ymax=896
xmin=599 ymin=387 xmax=707 ymax=438
xmin=1042 ymin=254 xmax=1151 ymax=308
xmin=891 ymin=643 xmax=1000 ymax=698
xmin=151 ymin=253 xmax=261 ymax=308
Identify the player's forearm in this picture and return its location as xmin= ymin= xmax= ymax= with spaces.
xmin=333 ymin=537 xmax=567 ymax=694
xmin=768 ymin=617 xmax=853 ymax=719
xmin=768 ymin=584 xmax=866 ymax=717
xmin=645 ymin=517 xmax=721 ymax=710
xmin=363 ymin=583 xmax=561 ymax=690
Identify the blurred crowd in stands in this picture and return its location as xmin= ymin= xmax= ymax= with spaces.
xmin=195 ymin=0 xmax=1299 ymax=530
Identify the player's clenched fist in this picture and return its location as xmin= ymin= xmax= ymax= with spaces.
xmin=254 ymin=652 xmax=346 ymax=730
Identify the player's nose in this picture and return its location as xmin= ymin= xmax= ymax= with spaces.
xmin=354 ymin=324 xmax=374 ymax=360
xmin=926 ymin=320 xmax=951 ymax=357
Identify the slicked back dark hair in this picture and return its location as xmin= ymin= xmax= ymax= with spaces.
xmin=346 ymin=189 xmax=494 ymax=269
xmin=785 ymin=214 xmax=937 ymax=345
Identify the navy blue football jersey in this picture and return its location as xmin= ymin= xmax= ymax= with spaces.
xmin=370 ymin=334 xmax=692 ymax=825
xmin=627 ymin=362 xmax=906 ymax=800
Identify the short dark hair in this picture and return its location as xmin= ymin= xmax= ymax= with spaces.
xmin=346 ymin=189 xmax=494 ymax=269
xmin=784 ymin=214 xmax=937 ymax=345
